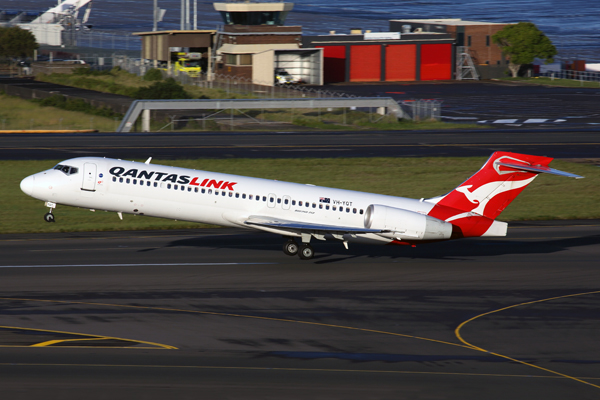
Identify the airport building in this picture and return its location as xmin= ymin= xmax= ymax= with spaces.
xmin=302 ymin=30 xmax=455 ymax=83
xmin=389 ymin=19 xmax=514 ymax=79
xmin=134 ymin=2 xmax=513 ymax=84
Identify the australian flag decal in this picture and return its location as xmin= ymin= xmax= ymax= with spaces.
xmin=319 ymin=197 xmax=330 ymax=203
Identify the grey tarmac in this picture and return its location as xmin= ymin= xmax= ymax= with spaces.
xmin=0 ymin=222 xmax=599 ymax=399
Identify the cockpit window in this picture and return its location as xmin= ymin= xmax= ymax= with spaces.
xmin=53 ymin=164 xmax=79 ymax=175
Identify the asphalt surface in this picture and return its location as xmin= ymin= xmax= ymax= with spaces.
xmin=1 ymin=222 xmax=600 ymax=399
xmin=1 ymin=129 xmax=600 ymax=160
xmin=327 ymin=81 xmax=600 ymax=125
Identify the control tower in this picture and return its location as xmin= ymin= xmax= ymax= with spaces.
xmin=211 ymin=1 xmax=321 ymax=86
xmin=214 ymin=1 xmax=294 ymax=26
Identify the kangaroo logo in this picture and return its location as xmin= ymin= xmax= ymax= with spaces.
xmin=455 ymin=185 xmax=479 ymax=204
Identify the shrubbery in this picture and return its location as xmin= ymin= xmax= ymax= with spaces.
xmin=134 ymin=78 xmax=191 ymax=99
xmin=33 ymin=94 xmax=121 ymax=118
xmin=143 ymin=68 xmax=163 ymax=81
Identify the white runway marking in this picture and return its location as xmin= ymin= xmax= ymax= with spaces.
xmin=0 ymin=263 xmax=275 ymax=268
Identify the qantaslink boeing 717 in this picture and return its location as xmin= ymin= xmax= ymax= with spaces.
xmin=20 ymin=152 xmax=583 ymax=260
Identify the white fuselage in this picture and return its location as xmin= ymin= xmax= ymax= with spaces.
xmin=21 ymin=157 xmax=437 ymax=245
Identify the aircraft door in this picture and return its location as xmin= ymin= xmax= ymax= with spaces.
xmin=82 ymin=163 xmax=97 ymax=191
xmin=282 ymin=195 xmax=291 ymax=210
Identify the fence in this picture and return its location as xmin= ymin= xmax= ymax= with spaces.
xmin=539 ymin=69 xmax=600 ymax=83
xmin=400 ymin=100 xmax=442 ymax=122
xmin=62 ymin=29 xmax=141 ymax=51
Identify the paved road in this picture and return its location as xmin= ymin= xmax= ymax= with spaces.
xmin=326 ymin=81 xmax=600 ymax=126
xmin=1 ymin=222 xmax=599 ymax=399
xmin=1 ymin=129 xmax=600 ymax=160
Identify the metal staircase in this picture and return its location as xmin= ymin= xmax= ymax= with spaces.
xmin=456 ymin=46 xmax=479 ymax=80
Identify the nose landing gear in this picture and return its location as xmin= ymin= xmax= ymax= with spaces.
xmin=44 ymin=201 xmax=57 ymax=223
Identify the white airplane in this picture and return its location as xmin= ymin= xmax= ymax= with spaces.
xmin=20 ymin=152 xmax=582 ymax=259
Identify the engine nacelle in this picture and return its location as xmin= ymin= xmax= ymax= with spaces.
xmin=364 ymin=204 xmax=453 ymax=241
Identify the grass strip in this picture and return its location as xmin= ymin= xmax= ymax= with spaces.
xmin=0 ymin=94 xmax=121 ymax=131
xmin=499 ymin=77 xmax=600 ymax=88
xmin=1 ymin=157 xmax=597 ymax=234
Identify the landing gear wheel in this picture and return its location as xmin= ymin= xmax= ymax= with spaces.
xmin=298 ymin=244 xmax=314 ymax=260
xmin=283 ymin=240 xmax=299 ymax=256
xmin=44 ymin=212 xmax=55 ymax=223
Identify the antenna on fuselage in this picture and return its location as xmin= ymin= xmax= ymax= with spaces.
xmin=145 ymin=157 xmax=152 ymax=164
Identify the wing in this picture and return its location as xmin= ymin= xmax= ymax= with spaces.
xmin=244 ymin=215 xmax=384 ymax=236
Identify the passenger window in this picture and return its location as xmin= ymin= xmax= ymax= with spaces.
xmin=133 ymin=179 xmax=137 ymax=184
xmin=249 ymin=194 xmax=253 ymax=200
xmin=235 ymin=193 xmax=240 ymax=198
xmin=299 ymin=201 xmax=303 ymax=206
xmin=270 ymin=197 xmax=274 ymax=203
xmin=292 ymin=200 xmax=296 ymax=206
xmin=194 ymin=187 xmax=198 ymax=193
xmin=126 ymin=178 xmax=130 ymax=184
xmin=277 ymin=198 xmax=281 ymax=204
xmin=154 ymin=182 xmax=158 ymax=187
xmin=202 ymin=188 xmax=206 ymax=193
xmin=222 ymin=191 xmax=226 ymax=196
xmin=359 ymin=209 xmax=364 ymax=215
xmin=229 ymin=192 xmax=233 ymax=197
xmin=139 ymin=180 xmax=143 ymax=185
xmin=188 ymin=187 xmax=192 ymax=192
xmin=346 ymin=208 xmax=350 ymax=213
xmin=306 ymin=202 xmax=309 ymax=208
xmin=353 ymin=208 xmax=357 ymax=214
xmin=284 ymin=199 xmax=289 ymax=205
xmin=319 ymin=204 xmax=322 ymax=209
xmin=181 ymin=186 xmax=185 ymax=191
xmin=215 ymin=191 xmax=219 ymax=195
xmin=326 ymin=205 xmax=330 ymax=210
xmin=242 ymin=194 xmax=246 ymax=199
xmin=147 ymin=181 xmax=151 ymax=187
xmin=208 ymin=189 xmax=212 ymax=194
xmin=332 ymin=206 xmax=336 ymax=211
xmin=167 ymin=184 xmax=171 ymax=189
xmin=312 ymin=203 xmax=316 ymax=208
xmin=262 ymin=196 xmax=267 ymax=202
xmin=112 ymin=177 xmax=116 ymax=182
xmin=174 ymin=185 xmax=178 ymax=190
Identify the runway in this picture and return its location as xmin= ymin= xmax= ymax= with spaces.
xmin=1 ymin=222 xmax=599 ymax=399
xmin=1 ymin=128 xmax=600 ymax=160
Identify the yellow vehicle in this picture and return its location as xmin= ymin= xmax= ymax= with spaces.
xmin=173 ymin=52 xmax=202 ymax=77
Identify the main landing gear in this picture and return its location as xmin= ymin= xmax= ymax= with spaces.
xmin=43 ymin=201 xmax=56 ymax=223
xmin=283 ymin=238 xmax=314 ymax=260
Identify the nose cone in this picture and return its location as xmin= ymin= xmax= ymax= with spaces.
xmin=20 ymin=175 xmax=35 ymax=197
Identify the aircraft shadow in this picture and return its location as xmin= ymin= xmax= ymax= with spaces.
xmin=158 ymin=231 xmax=600 ymax=262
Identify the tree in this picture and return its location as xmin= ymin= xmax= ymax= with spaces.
xmin=492 ymin=22 xmax=557 ymax=78
xmin=0 ymin=26 xmax=38 ymax=59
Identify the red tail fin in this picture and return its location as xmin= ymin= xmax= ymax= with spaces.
xmin=425 ymin=152 xmax=582 ymax=238
xmin=428 ymin=152 xmax=553 ymax=220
